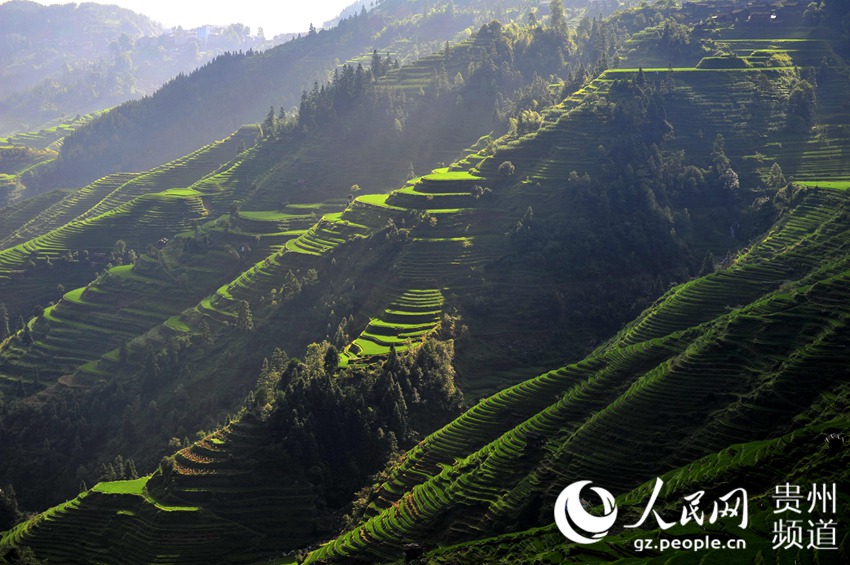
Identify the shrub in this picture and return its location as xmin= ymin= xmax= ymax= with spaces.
xmin=498 ymin=160 xmax=516 ymax=176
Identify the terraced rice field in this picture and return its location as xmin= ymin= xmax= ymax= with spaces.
xmin=0 ymin=189 xmax=73 ymax=245
xmin=346 ymin=289 xmax=444 ymax=361
xmin=1 ymin=416 xmax=324 ymax=563
xmin=285 ymin=212 xmax=370 ymax=256
xmin=377 ymin=34 xmax=498 ymax=94
xmin=0 ymin=248 xmax=239 ymax=384
xmin=717 ymin=38 xmax=837 ymax=67
xmin=307 ymin=186 xmax=850 ymax=564
xmin=0 ymin=189 xmax=207 ymax=281
xmin=0 ymin=127 xmax=258 ymax=283
xmin=0 ymin=112 xmax=103 ymax=151
xmin=0 ymin=173 xmax=141 ymax=249
xmin=0 ymin=474 xmax=261 ymax=564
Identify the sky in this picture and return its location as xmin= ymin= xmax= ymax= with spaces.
xmin=1 ymin=0 xmax=359 ymax=36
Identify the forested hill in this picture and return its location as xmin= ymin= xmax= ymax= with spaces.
xmin=50 ymin=0 xmax=565 ymax=187
xmin=0 ymin=0 xmax=161 ymax=99
xmin=0 ymin=0 xmax=274 ymax=137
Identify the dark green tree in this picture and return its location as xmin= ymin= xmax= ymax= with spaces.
xmin=199 ymin=319 xmax=213 ymax=346
xmin=237 ymin=300 xmax=254 ymax=332
xmin=303 ymin=268 xmax=319 ymax=287
xmin=768 ymin=162 xmax=787 ymax=189
xmin=281 ymin=270 xmax=301 ymax=300
xmin=125 ymin=459 xmax=138 ymax=480
xmin=498 ymin=160 xmax=516 ymax=176
xmin=370 ymin=50 xmax=384 ymax=79
xmin=262 ymin=106 xmax=277 ymax=137
xmin=0 ymin=303 xmax=9 ymax=340
xmin=787 ymin=79 xmax=817 ymax=131
xmin=712 ymin=134 xmax=739 ymax=190
xmin=323 ymin=345 xmax=340 ymax=376
xmin=699 ymin=252 xmax=716 ymax=276
xmin=550 ymin=0 xmax=567 ymax=33
xmin=0 ymin=484 xmax=22 ymax=531
xmin=119 ymin=341 xmax=129 ymax=365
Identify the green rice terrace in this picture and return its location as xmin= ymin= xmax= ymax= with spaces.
xmin=0 ymin=112 xmax=103 ymax=152
xmin=345 ymin=289 xmax=444 ymax=361
xmin=0 ymin=113 xmax=108 ymax=209
xmin=517 ymin=26 xmax=850 ymax=191
xmin=0 ymin=415 xmax=329 ymax=564
xmin=0 ymin=241 xmax=247 ymax=386
xmin=0 ymin=126 xmax=260 ymax=321
xmin=7 ymin=177 xmax=850 ymax=565
xmin=4 ymin=3 xmax=843 ymax=483
xmin=0 ymin=473 xmax=259 ymax=565
xmin=305 ymin=184 xmax=850 ymax=564
xmin=0 ymin=125 xmax=258 ymax=252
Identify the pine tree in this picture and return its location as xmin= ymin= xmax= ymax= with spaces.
xmin=19 ymin=315 xmax=32 ymax=345
xmin=699 ymin=252 xmax=716 ymax=276
xmin=370 ymin=49 xmax=384 ymax=79
xmin=262 ymin=106 xmax=277 ymax=137
xmin=768 ymin=162 xmax=786 ymax=189
xmin=119 ymin=341 xmax=129 ymax=365
xmin=550 ymin=0 xmax=567 ymax=33
xmin=712 ymin=134 xmax=740 ymax=190
xmin=199 ymin=319 xmax=213 ymax=346
xmin=238 ymin=300 xmax=254 ymax=332
xmin=323 ymin=345 xmax=340 ymax=376
xmin=126 ymin=459 xmax=139 ymax=480
xmin=282 ymin=270 xmax=301 ymax=300
xmin=0 ymin=303 xmax=9 ymax=340
xmin=303 ymin=268 xmax=319 ymax=287
xmin=0 ymin=483 xmax=22 ymax=531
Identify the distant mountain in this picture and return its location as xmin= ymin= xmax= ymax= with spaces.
xmin=46 ymin=0 xmax=556 ymax=188
xmin=0 ymin=0 xmax=274 ymax=136
xmin=0 ymin=0 xmax=162 ymax=94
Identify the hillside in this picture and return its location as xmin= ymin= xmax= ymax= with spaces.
xmin=45 ymin=0 xmax=566 ymax=188
xmin=0 ymin=0 xmax=275 ymax=137
xmin=1 ymin=1 xmax=850 ymax=563
xmin=0 ymin=12 xmax=576 ymax=509
xmin=0 ymin=0 xmax=160 ymax=99
xmin=308 ymin=184 xmax=850 ymax=563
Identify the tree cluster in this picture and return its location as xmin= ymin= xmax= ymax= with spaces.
xmin=225 ymin=338 xmax=464 ymax=509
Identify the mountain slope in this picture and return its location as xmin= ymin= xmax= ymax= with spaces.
xmin=0 ymin=17 xmax=576 ymax=510
xmin=5 ymin=166 xmax=849 ymax=565
xmin=46 ymin=0 xmax=551 ymax=188
xmin=307 ymin=183 xmax=850 ymax=565
xmin=0 ymin=0 xmax=281 ymax=137
xmin=2 ymin=2 xmax=850 ymax=563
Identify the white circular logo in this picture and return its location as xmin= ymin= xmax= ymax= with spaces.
xmin=554 ymin=480 xmax=618 ymax=544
